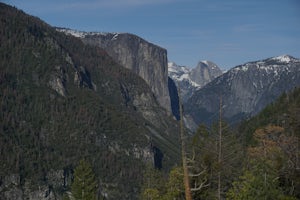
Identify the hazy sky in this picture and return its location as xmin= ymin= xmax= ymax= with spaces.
xmin=3 ymin=0 xmax=300 ymax=69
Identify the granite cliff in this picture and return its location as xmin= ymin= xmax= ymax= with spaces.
xmin=58 ymin=29 xmax=171 ymax=113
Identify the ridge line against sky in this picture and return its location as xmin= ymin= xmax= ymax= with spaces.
xmin=3 ymin=0 xmax=300 ymax=70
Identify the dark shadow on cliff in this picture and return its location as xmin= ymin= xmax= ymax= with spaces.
xmin=168 ymin=77 xmax=180 ymax=120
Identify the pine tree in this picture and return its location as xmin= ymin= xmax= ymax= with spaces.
xmin=164 ymin=166 xmax=185 ymax=200
xmin=140 ymin=165 xmax=165 ymax=200
xmin=190 ymin=121 xmax=244 ymax=199
xmin=70 ymin=159 xmax=98 ymax=200
xmin=226 ymin=125 xmax=299 ymax=199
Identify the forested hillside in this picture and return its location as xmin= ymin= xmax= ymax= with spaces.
xmin=141 ymin=87 xmax=300 ymax=199
xmin=226 ymin=88 xmax=300 ymax=199
xmin=0 ymin=3 xmax=180 ymax=199
xmin=240 ymin=87 xmax=300 ymax=143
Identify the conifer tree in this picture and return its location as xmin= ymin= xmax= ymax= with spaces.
xmin=70 ymin=159 xmax=98 ymax=200
xmin=164 ymin=166 xmax=185 ymax=200
xmin=227 ymin=125 xmax=299 ymax=199
xmin=140 ymin=165 xmax=165 ymax=200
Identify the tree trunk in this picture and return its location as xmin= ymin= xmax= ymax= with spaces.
xmin=178 ymin=86 xmax=192 ymax=200
xmin=218 ymin=95 xmax=222 ymax=200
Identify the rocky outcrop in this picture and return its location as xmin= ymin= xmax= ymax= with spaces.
xmin=58 ymin=29 xmax=171 ymax=113
xmin=48 ymin=65 xmax=67 ymax=97
xmin=0 ymin=172 xmax=66 ymax=200
xmin=186 ymin=55 xmax=300 ymax=128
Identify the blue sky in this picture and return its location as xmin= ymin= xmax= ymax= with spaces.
xmin=3 ymin=0 xmax=300 ymax=69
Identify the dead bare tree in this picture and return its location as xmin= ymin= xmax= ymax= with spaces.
xmin=178 ymin=86 xmax=192 ymax=200
xmin=218 ymin=95 xmax=222 ymax=200
xmin=187 ymin=148 xmax=210 ymax=192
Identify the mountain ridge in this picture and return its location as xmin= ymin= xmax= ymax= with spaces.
xmin=168 ymin=61 xmax=223 ymax=102
xmin=185 ymin=54 xmax=300 ymax=129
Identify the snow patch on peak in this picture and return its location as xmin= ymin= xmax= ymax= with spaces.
xmin=168 ymin=62 xmax=198 ymax=87
xmin=233 ymin=64 xmax=249 ymax=72
xmin=197 ymin=60 xmax=220 ymax=71
xmin=202 ymin=60 xmax=210 ymax=66
xmin=272 ymin=55 xmax=295 ymax=63
xmin=168 ymin=62 xmax=190 ymax=74
xmin=168 ymin=62 xmax=177 ymax=68
xmin=57 ymin=28 xmax=87 ymax=38
xmin=177 ymin=74 xmax=201 ymax=87
xmin=56 ymin=28 xmax=120 ymax=39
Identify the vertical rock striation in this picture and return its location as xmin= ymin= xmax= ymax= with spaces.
xmin=59 ymin=29 xmax=172 ymax=113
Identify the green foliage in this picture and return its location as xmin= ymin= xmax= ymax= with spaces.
xmin=139 ymin=75 xmax=300 ymax=200
xmin=165 ymin=166 xmax=185 ymax=200
xmin=140 ymin=165 xmax=186 ymax=200
xmin=71 ymin=159 xmax=98 ymax=200
xmin=227 ymin=158 xmax=297 ymax=200
xmin=227 ymin=125 xmax=300 ymax=199
xmin=140 ymin=165 xmax=166 ymax=200
xmin=226 ymin=170 xmax=287 ymax=200
xmin=142 ymin=188 xmax=160 ymax=200
xmin=231 ymin=88 xmax=300 ymax=199
xmin=189 ymin=122 xmax=244 ymax=199
xmin=239 ymin=87 xmax=300 ymax=145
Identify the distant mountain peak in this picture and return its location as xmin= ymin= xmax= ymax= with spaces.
xmin=198 ymin=60 xmax=217 ymax=68
xmin=201 ymin=60 xmax=210 ymax=65
xmin=232 ymin=55 xmax=300 ymax=73
xmin=168 ymin=61 xmax=223 ymax=102
xmin=168 ymin=62 xmax=190 ymax=75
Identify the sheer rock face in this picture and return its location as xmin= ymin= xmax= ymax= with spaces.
xmin=190 ymin=61 xmax=223 ymax=87
xmin=80 ymin=32 xmax=171 ymax=113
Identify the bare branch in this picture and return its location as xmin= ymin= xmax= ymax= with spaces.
xmin=191 ymin=178 xmax=210 ymax=192
xmin=189 ymin=169 xmax=206 ymax=177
